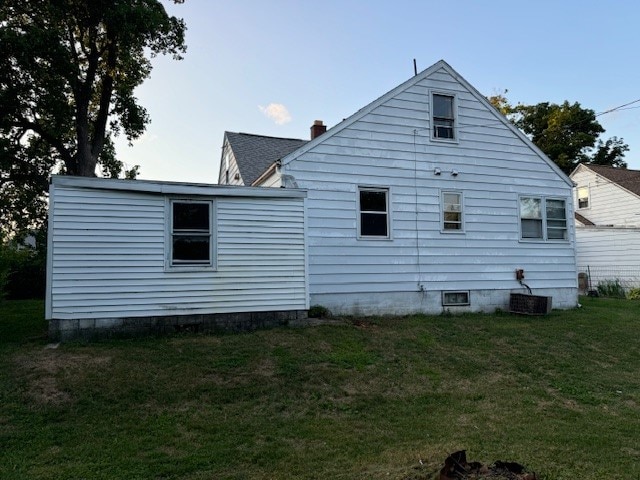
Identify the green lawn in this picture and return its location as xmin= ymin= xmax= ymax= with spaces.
xmin=1 ymin=297 xmax=639 ymax=479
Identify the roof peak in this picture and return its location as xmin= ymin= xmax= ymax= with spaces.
xmin=226 ymin=131 xmax=304 ymax=142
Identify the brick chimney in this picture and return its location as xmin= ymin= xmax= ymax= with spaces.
xmin=310 ymin=120 xmax=326 ymax=140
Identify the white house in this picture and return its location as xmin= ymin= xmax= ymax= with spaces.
xmin=46 ymin=175 xmax=308 ymax=340
xmin=219 ymin=60 xmax=579 ymax=315
xmin=570 ymin=164 xmax=640 ymax=291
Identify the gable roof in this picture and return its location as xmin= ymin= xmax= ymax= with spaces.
xmin=224 ymin=132 xmax=307 ymax=186
xmin=579 ymin=164 xmax=640 ymax=197
xmin=277 ymin=59 xmax=573 ymax=187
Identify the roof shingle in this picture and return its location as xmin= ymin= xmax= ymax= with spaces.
xmin=586 ymin=165 xmax=640 ymax=197
xmin=225 ymin=132 xmax=307 ymax=185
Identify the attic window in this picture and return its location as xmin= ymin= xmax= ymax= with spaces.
xmin=577 ymin=186 xmax=589 ymax=209
xmin=432 ymin=93 xmax=456 ymax=140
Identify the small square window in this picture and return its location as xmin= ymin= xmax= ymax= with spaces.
xmin=577 ymin=186 xmax=589 ymax=209
xmin=359 ymin=188 xmax=389 ymax=238
xmin=442 ymin=291 xmax=470 ymax=306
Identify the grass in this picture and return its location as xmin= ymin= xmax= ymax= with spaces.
xmin=0 ymin=297 xmax=639 ymax=479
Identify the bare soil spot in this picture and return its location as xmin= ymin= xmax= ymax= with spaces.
xmin=13 ymin=349 xmax=112 ymax=407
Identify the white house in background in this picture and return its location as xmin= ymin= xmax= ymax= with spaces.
xmin=219 ymin=59 xmax=578 ymax=315
xmin=46 ymin=175 xmax=308 ymax=341
xmin=570 ymin=164 xmax=640 ymax=290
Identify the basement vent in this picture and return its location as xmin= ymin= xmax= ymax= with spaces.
xmin=509 ymin=293 xmax=552 ymax=315
xmin=442 ymin=291 xmax=470 ymax=306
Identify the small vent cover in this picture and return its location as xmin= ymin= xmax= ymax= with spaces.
xmin=509 ymin=293 xmax=552 ymax=315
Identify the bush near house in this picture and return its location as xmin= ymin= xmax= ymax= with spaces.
xmin=596 ymin=279 xmax=626 ymax=298
xmin=0 ymin=241 xmax=46 ymax=300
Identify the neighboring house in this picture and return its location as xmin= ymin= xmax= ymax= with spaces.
xmin=218 ymin=59 xmax=578 ymax=315
xmin=218 ymin=132 xmax=307 ymax=187
xmin=570 ymin=164 xmax=640 ymax=291
xmin=46 ymin=175 xmax=308 ymax=341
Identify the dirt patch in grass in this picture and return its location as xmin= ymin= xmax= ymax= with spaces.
xmin=13 ymin=348 xmax=112 ymax=407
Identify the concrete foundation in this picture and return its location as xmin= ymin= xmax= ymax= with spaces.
xmin=49 ymin=309 xmax=309 ymax=342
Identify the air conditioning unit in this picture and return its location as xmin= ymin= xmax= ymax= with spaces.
xmin=509 ymin=293 xmax=552 ymax=315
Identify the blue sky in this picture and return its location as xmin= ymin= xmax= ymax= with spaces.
xmin=114 ymin=0 xmax=640 ymax=182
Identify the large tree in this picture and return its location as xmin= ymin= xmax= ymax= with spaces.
xmin=487 ymin=94 xmax=628 ymax=174
xmin=0 ymin=0 xmax=186 ymax=237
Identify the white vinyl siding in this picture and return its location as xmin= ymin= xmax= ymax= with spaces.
xmin=576 ymin=226 xmax=640 ymax=288
xmin=280 ymin=62 xmax=576 ymax=314
xmin=47 ymin=177 xmax=307 ymax=319
xmin=571 ymin=165 xmax=640 ymax=227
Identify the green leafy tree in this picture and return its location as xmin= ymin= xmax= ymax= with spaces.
xmin=487 ymin=94 xmax=629 ymax=174
xmin=513 ymin=101 xmax=605 ymax=173
xmin=589 ymin=136 xmax=629 ymax=168
xmin=0 ymin=0 xmax=186 ymax=237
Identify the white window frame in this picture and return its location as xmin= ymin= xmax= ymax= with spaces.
xmin=441 ymin=190 xmax=464 ymax=233
xmin=518 ymin=196 xmax=569 ymax=242
xmin=430 ymin=90 xmax=459 ymax=143
xmin=357 ymin=187 xmax=391 ymax=240
xmin=166 ymin=198 xmax=217 ymax=271
xmin=442 ymin=291 xmax=470 ymax=307
xmin=576 ymin=186 xmax=590 ymax=209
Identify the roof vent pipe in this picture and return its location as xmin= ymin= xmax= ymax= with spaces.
xmin=310 ymin=120 xmax=326 ymax=140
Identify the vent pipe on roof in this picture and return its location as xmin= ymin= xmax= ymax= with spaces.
xmin=310 ymin=120 xmax=326 ymax=140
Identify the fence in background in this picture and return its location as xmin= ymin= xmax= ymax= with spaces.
xmin=577 ymin=265 xmax=640 ymax=295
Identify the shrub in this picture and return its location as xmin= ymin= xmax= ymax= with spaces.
xmin=0 ymin=241 xmax=46 ymax=300
xmin=596 ymin=279 xmax=626 ymax=299
xmin=627 ymin=288 xmax=640 ymax=300
xmin=308 ymin=305 xmax=331 ymax=318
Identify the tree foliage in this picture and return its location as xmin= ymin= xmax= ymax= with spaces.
xmin=488 ymin=94 xmax=629 ymax=174
xmin=0 ymin=0 xmax=186 ymax=237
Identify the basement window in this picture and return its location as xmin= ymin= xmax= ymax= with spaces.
xmin=169 ymin=200 xmax=215 ymax=268
xmin=442 ymin=291 xmax=470 ymax=306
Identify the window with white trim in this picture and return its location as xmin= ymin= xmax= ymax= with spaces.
xmin=170 ymin=200 xmax=214 ymax=266
xmin=442 ymin=191 xmax=463 ymax=231
xmin=576 ymin=186 xmax=589 ymax=209
xmin=358 ymin=187 xmax=389 ymax=238
xmin=519 ymin=197 xmax=567 ymax=241
xmin=432 ymin=93 xmax=456 ymax=140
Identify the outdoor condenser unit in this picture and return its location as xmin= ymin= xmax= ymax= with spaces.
xmin=509 ymin=293 xmax=552 ymax=315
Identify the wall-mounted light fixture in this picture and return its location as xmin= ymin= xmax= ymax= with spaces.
xmin=434 ymin=167 xmax=441 ymax=175
xmin=451 ymin=169 xmax=459 ymax=177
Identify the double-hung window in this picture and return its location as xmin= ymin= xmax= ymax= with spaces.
xmin=576 ymin=186 xmax=589 ymax=209
xmin=170 ymin=200 xmax=214 ymax=267
xmin=519 ymin=197 xmax=567 ymax=241
xmin=432 ymin=93 xmax=456 ymax=140
xmin=442 ymin=191 xmax=463 ymax=232
xmin=358 ymin=187 xmax=389 ymax=238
